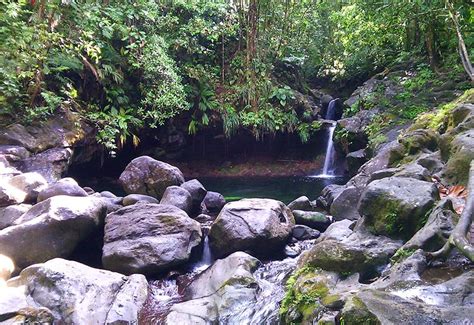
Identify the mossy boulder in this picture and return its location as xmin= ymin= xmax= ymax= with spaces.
xmin=358 ymin=177 xmax=438 ymax=239
xmin=442 ymin=129 xmax=474 ymax=185
xmin=339 ymin=295 xmax=380 ymax=325
xmin=293 ymin=210 xmax=332 ymax=231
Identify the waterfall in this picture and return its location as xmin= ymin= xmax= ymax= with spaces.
xmin=321 ymin=121 xmax=336 ymax=176
xmin=315 ymin=99 xmax=338 ymax=178
xmin=192 ymin=236 xmax=213 ymax=272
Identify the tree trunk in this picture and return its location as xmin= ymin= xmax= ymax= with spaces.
xmin=445 ymin=0 xmax=474 ymax=81
xmin=429 ymin=161 xmax=474 ymax=262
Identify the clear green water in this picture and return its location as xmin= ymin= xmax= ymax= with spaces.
xmin=199 ymin=176 xmax=348 ymax=204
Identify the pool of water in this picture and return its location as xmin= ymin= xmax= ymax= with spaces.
xmin=199 ymin=175 xmax=348 ymax=204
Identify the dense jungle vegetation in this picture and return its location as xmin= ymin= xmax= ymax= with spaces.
xmin=1 ymin=0 xmax=472 ymax=153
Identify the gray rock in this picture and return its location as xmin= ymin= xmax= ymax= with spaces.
xmin=160 ymin=186 xmax=193 ymax=214
xmin=0 ymin=145 xmax=30 ymax=163
xmin=209 ymin=199 xmax=295 ymax=258
xmin=442 ymin=129 xmax=474 ymax=185
xmin=122 ymin=193 xmax=159 ymax=206
xmin=100 ymin=191 xmax=117 ymax=198
xmin=288 ymin=196 xmax=313 ymax=211
xmin=299 ymin=225 xmax=401 ymax=274
xmin=102 ymin=203 xmax=202 ymax=275
xmin=181 ymin=179 xmax=207 ymax=210
xmin=329 ymin=186 xmax=362 ymax=221
xmin=0 ymin=204 xmax=32 ymax=229
xmin=203 ymin=191 xmax=226 ymax=213
xmin=293 ymin=210 xmax=332 ymax=231
xmin=358 ymin=177 xmax=439 ymax=239
xmin=19 ymin=147 xmax=73 ymax=183
xmin=37 ymin=178 xmax=88 ymax=202
xmin=166 ymin=252 xmax=260 ymax=324
xmin=346 ymin=149 xmax=367 ymax=175
xmin=292 ymin=225 xmax=320 ymax=240
xmin=0 ymin=196 xmax=107 ymax=269
xmin=8 ymin=172 xmax=48 ymax=202
xmin=119 ymin=156 xmax=185 ymax=198
xmin=0 ymin=181 xmax=26 ymax=207
xmin=401 ymin=199 xmax=457 ymax=252
xmin=6 ymin=258 xmax=148 ymax=324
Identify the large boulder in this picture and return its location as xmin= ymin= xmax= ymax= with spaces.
xmin=181 ymin=179 xmax=207 ymax=211
xmin=203 ymin=191 xmax=226 ymax=213
xmin=358 ymin=177 xmax=438 ymax=239
xmin=37 ymin=178 xmax=87 ymax=202
xmin=160 ymin=186 xmax=193 ymax=214
xmin=208 ymin=199 xmax=295 ymax=258
xmin=0 ymin=204 xmax=32 ymax=229
xmin=166 ymin=252 xmax=260 ymax=324
xmin=7 ymin=172 xmax=48 ymax=203
xmin=442 ymin=129 xmax=474 ymax=185
xmin=299 ymin=221 xmax=401 ymax=275
xmin=2 ymin=258 xmax=148 ymax=324
xmin=288 ymin=196 xmax=313 ymax=211
xmin=102 ymin=203 xmax=202 ymax=275
xmin=19 ymin=147 xmax=73 ymax=183
xmin=0 ymin=196 xmax=107 ymax=269
xmin=119 ymin=156 xmax=184 ymax=198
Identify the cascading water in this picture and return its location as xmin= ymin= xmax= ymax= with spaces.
xmin=315 ymin=98 xmax=338 ymax=178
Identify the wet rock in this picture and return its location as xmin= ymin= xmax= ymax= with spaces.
xmin=37 ymin=178 xmax=88 ymax=202
xmin=346 ymin=149 xmax=367 ymax=175
xmin=329 ymin=186 xmax=362 ymax=221
xmin=119 ymin=156 xmax=184 ymax=198
xmin=0 ymin=204 xmax=32 ymax=229
xmin=0 ymin=196 xmax=107 ymax=269
xmin=209 ymin=199 xmax=295 ymax=258
xmin=299 ymin=222 xmax=401 ymax=274
xmin=357 ymin=271 xmax=474 ymax=324
xmin=4 ymin=258 xmax=147 ymax=324
xmin=288 ymin=196 xmax=313 ymax=211
xmin=202 ymin=191 xmax=226 ymax=213
xmin=400 ymin=199 xmax=457 ymax=252
xmin=160 ymin=186 xmax=193 ymax=214
xmin=293 ymin=210 xmax=332 ymax=231
xmin=122 ymin=194 xmax=159 ymax=206
xmin=102 ymin=203 xmax=202 ymax=275
xmin=292 ymin=225 xmax=320 ymax=240
xmin=166 ymin=252 xmax=260 ymax=324
xmin=358 ymin=177 xmax=438 ymax=239
xmin=181 ymin=179 xmax=207 ymax=211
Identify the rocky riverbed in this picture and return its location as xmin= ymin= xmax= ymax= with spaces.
xmin=0 ymin=87 xmax=473 ymax=324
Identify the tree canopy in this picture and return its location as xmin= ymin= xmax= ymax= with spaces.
xmin=0 ymin=0 xmax=472 ymax=152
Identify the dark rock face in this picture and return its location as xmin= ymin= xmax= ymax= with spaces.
xmin=160 ymin=186 xmax=193 ymax=214
xmin=208 ymin=199 xmax=295 ymax=258
xmin=292 ymin=225 xmax=320 ymax=240
xmin=181 ymin=179 xmax=207 ymax=211
xmin=0 ymin=196 xmax=107 ymax=269
xmin=102 ymin=203 xmax=202 ymax=275
xmin=202 ymin=191 xmax=226 ymax=213
xmin=119 ymin=156 xmax=185 ymax=198
xmin=358 ymin=177 xmax=439 ymax=239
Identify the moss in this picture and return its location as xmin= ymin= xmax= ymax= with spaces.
xmin=390 ymin=248 xmax=417 ymax=264
xmin=280 ymin=266 xmax=331 ymax=324
xmin=321 ymin=294 xmax=343 ymax=309
xmin=411 ymin=88 xmax=474 ymax=132
xmin=339 ymin=296 xmax=381 ymax=325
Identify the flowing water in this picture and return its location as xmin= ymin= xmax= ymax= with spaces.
xmin=320 ymin=121 xmax=337 ymax=177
